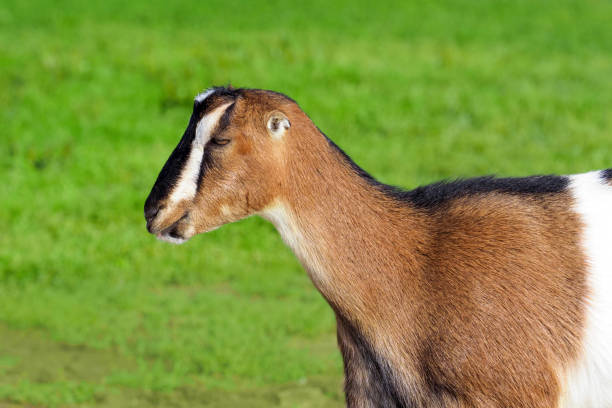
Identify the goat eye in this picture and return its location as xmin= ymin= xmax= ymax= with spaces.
xmin=212 ymin=138 xmax=230 ymax=146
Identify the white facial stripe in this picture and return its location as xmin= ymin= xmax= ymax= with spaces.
xmin=195 ymin=88 xmax=216 ymax=103
xmin=195 ymin=102 xmax=233 ymax=147
xmin=168 ymin=102 xmax=233 ymax=204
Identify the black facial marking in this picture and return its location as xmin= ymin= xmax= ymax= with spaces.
xmin=144 ymin=109 xmax=200 ymax=212
xmin=145 ymin=87 xmax=241 ymax=214
xmin=323 ymin=134 xmax=569 ymax=209
xmin=194 ymin=102 xmax=236 ymax=193
xmin=215 ymin=102 xmax=236 ymax=137
xmin=195 ymin=86 xmax=241 ymax=115
xmin=601 ymin=168 xmax=612 ymax=182
xmin=195 ymin=149 xmax=216 ymax=194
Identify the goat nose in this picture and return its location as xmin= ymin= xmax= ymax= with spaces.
xmin=144 ymin=205 xmax=160 ymax=222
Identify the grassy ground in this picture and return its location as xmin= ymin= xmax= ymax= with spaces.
xmin=1 ymin=0 xmax=611 ymax=406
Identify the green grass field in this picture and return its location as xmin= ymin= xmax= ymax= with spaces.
xmin=1 ymin=1 xmax=611 ymax=406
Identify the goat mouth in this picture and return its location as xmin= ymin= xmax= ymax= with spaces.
xmin=155 ymin=213 xmax=190 ymax=244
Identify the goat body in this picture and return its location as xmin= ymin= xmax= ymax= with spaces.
xmin=145 ymin=87 xmax=612 ymax=407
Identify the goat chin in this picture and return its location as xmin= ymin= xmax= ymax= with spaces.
xmin=156 ymin=233 xmax=188 ymax=245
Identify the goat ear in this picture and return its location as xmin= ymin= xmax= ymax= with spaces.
xmin=266 ymin=112 xmax=291 ymax=139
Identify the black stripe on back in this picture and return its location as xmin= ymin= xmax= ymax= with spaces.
xmin=323 ymin=134 xmax=569 ymax=209
xmin=400 ymin=175 xmax=569 ymax=209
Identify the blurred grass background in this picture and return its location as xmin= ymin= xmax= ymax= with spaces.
xmin=1 ymin=0 xmax=611 ymax=406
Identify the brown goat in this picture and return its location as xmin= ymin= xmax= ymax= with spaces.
xmin=144 ymin=86 xmax=612 ymax=407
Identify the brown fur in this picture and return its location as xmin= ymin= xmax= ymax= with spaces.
xmin=146 ymin=89 xmax=588 ymax=407
xmin=280 ymin=115 xmax=587 ymax=406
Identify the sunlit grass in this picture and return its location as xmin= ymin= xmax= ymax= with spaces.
xmin=1 ymin=0 xmax=611 ymax=406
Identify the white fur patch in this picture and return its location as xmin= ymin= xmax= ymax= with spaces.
xmin=194 ymin=88 xmax=216 ymax=103
xmin=259 ymin=202 xmax=328 ymax=285
xmin=220 ymin=204 xmax=232 ymax=217
xmin=562 ymin=171 xmax=612 ymax=406
xmin=156 ymin=233 xmax=188 ymax=245
xmin=260 ymin=202 xmax=303 ymax=254
xmin=167 ymin=102 xmax=233 ymax=205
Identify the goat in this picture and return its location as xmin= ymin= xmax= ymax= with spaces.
xmin=144 ymin=86 xmax=612 ymax=407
